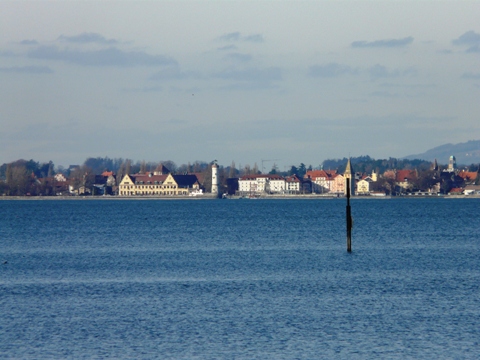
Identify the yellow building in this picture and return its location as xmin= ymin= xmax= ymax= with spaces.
xmin=119 ymin=173 xmax=201 ymax=196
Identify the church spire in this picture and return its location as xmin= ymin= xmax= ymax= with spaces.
xmin=345 ymin=158 xmax=352 ymax=176
xmin=344 ymin=158 xmax=354 ymax=196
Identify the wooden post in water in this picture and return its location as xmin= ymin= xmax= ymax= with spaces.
xmin=346 ymin=177 xmax=352 ymax=252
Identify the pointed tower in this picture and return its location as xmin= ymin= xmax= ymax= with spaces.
xmin=344 ymin=158 xmax=354 ymax=196
xmin=211 ymin=161 xmax=219 ymax=195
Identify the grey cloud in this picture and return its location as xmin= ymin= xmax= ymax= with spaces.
xmin=352 ymin=36 xmax=414 ymax=48
xmin=369 ymin=64 xmax=416 ymax=79
xmin=217 ymin=32 xmax=264 ymax=43
xmin=219 ymin=32 xmax=241 ymax=42
xmin=0 ymin=66 xmax=53 ymax=74
xmin=217 ymin=45 xmax=238 ymax=51
xmin=461 ymin=72 xmax=480 ymax=79
xmin=466 ymin=45 xmax=480 ymax=53
xmin=27 ymin=45 xmax=176 ymax=67
xmin=452 ymin=31 xmax=480 ymax=46
xmin=224 ymin=53 xmax=252 ymax=62
xmin=0 ymin=50 xmax=16 ymax=57
xmin=58 ymin=33 xmax=118 ymax=45
xmin=20 ymin=40 xmax=38 ymax=45
xmin=308 ymin=63 xmax=358 ymax=78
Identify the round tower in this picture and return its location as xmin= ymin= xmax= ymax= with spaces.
xmin=211 ymin=162 xmax=219 ymax=195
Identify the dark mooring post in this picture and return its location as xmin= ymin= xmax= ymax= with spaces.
xmin=346 ymin=177 xmax=352 ymax=252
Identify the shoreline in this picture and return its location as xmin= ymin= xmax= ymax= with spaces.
xmin=1 ymin=194 xmax=479 ymax=200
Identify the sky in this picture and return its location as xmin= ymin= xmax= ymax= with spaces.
xmin=1 ymin=0 xmax=479 ymax=171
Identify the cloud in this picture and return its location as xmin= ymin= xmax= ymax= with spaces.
xmin=218 ymin=32 xmax=241 ymax=42
xmin=217 ymin=32 xmax=264 ymax=43
xmin=368 ymin=64 xmax=416 ymax=80
xmin=27 ymin=45 xmax=176 ymax=67
xmin=58 ymin=32 xmax=118 ymax=45
xmin=461 ymin=72 xmax=480 ymax=79
xmin=217 ymin=45 xmax=238 ymax=51
xmin=308 ymin=63 xmax=358 ymax=78
xmin=466 ymin=45 xmax=480 ymax=53
xmin=351 ymin=36 xmax=414 ymax=48
xmin=452 ymin=31 xmax=480 ymax=46
xmin=0 ymin=50 xmax=16 ymax=57
xmin=0 ymin=66 xmax=53 ymax=74
xmin=224 ymin=53 xmax=252 ymax=62
xmin=20 ymin=40 xmax=38 ymax=45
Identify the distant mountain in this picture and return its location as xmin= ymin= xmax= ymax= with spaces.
xmin=404 ymin=140 xmax=480 ymax=165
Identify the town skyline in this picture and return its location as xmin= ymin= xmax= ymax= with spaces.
xmin=1 ymin=1 xmax=479 ymax=168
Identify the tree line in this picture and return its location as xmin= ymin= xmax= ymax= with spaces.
xmin=1 ymin=155 xmax=478 ymax=196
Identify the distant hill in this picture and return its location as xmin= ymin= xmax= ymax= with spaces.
xmin=404 ymin=140 xmax=480 ymax=165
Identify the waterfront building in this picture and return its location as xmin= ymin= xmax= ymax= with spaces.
xmin=238 ymin=174 xmax=285 ymax=195
xmin=304 ymin=170 xmax=336 ymax=193
xmin=118 ymin=173 xmax=201 ymax=196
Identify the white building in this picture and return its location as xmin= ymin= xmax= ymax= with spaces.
xmin=211 ymin=162 xmax=219 ymax=195
xmin=238 ymin=174 xmax=286 ymax=195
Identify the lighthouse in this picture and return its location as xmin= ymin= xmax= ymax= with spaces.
xmin=211 ymin=161 xmax=219 ymax=195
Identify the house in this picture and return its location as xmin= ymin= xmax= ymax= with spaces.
xmin=395 ymin=169 xmax=417 ymax=191
xmin=304 ymin=170 xmax=336 ymax=193
xmin=457 ymin=170 xmax=478 ymax=184
xmin=356 ymin=176 xmax=374 ymax=195
xmin=464 ymin=185 xmax=480 ymax=195
xmin=285 ymin=175 xmax=302 ymax=193
xmin=238 ymin=174 xmax=286 ymax=195
xmin=331 ymin=174 xmax=345 ymax=195
xmin=119 ymin=173 xmax=201 ymax=196
xmin=448 ymin=187 xmax=464 ymax=196
xmin=54 ymin=173 xmax=67 ymax=182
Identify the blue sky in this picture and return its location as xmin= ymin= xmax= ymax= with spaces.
xmin=1 ymin=0 xmax=479 ymax=170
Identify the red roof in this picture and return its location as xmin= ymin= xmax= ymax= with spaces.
xmin=449 ymin=188 xmax=463 ymax=194
xmin=304 ymin=170 xmax=336 ymax=180
xmin=395 ymin=170 xmax=417 ymax=182
xmin=458 ymin=171 xmax=477 ymax=181
xmin=240 ymin=174 xmax=284 ymax=181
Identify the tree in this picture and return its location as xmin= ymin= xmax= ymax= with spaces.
xmin=298 ymin=163 xmax=307 ymax=177
xmin=229 ymin=161 xmax=236 ymax=178
xmin=269 ymin=163 xmax=278 ymax=175
xmin=140 ymin=160 xmax=147 ymax=174
xmin=9 ymin=166 xmax=31 ymax=196
xmin=288 ymin=165 xmax=298 ymax=176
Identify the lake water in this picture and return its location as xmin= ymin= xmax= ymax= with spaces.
xmin=1 ymin=198 xmax=479 ymax=359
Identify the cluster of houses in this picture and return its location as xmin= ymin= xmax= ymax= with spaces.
xmin=237 ymin=156 xmax=479 ymax=197
xmin=42 ymin=156 xmax=480 ymax=197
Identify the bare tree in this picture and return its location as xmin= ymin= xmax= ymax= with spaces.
xmin=229 ymin=161 xmax=236 ymax=178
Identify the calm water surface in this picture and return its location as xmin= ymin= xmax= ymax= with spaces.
xmin=1 ymin=198 xmax=479 ymax=359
